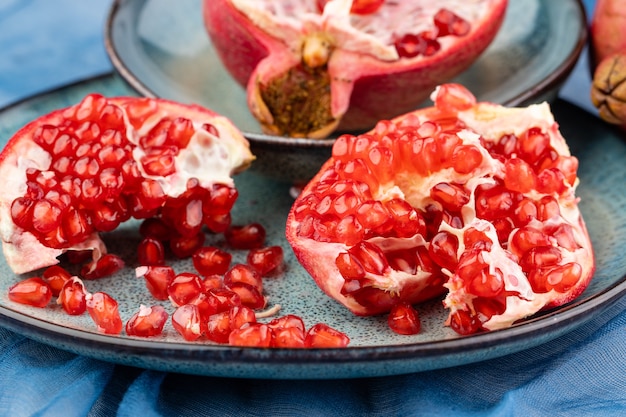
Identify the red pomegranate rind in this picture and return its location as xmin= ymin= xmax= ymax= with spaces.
xmin=286 ymin=83 xmax=594 ymax=334
xmin=0 ymin=94 xmax=254 ymax=274
xmin=203 ymin=0 xmax=508 ymax=137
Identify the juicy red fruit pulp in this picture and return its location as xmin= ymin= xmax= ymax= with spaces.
xmin=287 ymin=84 xmax=594 ymax=335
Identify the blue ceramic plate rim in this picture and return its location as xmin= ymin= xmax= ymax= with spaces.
xmin=103 ymin=0 xmax=588 ymax=145
xmin=0 ymin=74 xmax=625 ymax=379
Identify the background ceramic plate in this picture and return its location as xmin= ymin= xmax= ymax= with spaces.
xmin=0 ymin=74 xmax=625 ymax=380
xmin=104 ymin=0 xmax=587 ymax=140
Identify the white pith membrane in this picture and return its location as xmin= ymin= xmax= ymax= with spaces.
xmin=229 ymin=0 xmax=492 ymax=62
xmin=289 ymin=90 xmax=593 ymax=332
xmin=0 ymin=98 xmax=254 ymax=274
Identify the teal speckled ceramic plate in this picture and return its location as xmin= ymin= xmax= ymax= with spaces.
xmin=0 ymin=74 xmax=625 ymax=380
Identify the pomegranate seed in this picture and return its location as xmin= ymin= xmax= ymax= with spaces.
xmin=224 ymin=264 xmax=263 ymax=292
xmin=126 ymin=305 xmax=168 ymax=337
xmin=81 ymin=254 xmax=125 ymax=280
xmin=42 ymin=265 xmax=72 ymax=296
xmin=206 ymin=311 xmax=232 ymax=343
xmin=226 ymin=282 xmax=266 ymax=310
xmin=545 ymin=262 xmax=583 ymax=293
xmin=172 ymin=304 xmax=206 ymax=341
xmin=192 ymin=246 xmax=232 ymax=276
xmin=428 ymin=231 xmax=459 ymax=271
xmin=170 ymin=232 xmax=205 ymax=258
xmin=137 ymin=237 xmax=166 ymax=266
xmin=229 ymin=323 xmax=273 ymax=347
xmin=202 ymin=274 xmax=223 ymax=291
xmin=267 ymin=314 xmax=306 ymax=333
xmin=246 ymin=246 xmax=285 ymax=276
xmin=387 ymin=303 xmax=421 ymax=335
xmin=434 ymin=9 xmax=470 ymax=37
xmin=86 ymin=292 xmax=123 ymax=334
xmin=224 ymin=223 xmax=266 ymax=249
xmin=204 ymin=184 xmax=238 ymax=215
xmin=335 ymin=251 xmax=366 ymax=280
xmin=57 ymin=277 xmax=87 ymax=315
xmin=136 ymin=265 xmax=175 ymax=300
xmin=229 ymin=305 xmax=257 ymax=330
xmin=304 ymin=323 xmax=350 ymax=348
xmin=504 ymin=158 xmax=537 ymax=193
xmin=430 ymin=182 xmax=470 ymax=212
xmin=8 ymin=277 xmax=53 ymax=308
xmin=467 ymin=269 xmax=505 ymax=298
xmin=449 ymin=310 xmax=481 ymax=335
xmin=272 ymin=327 xmax=306 ymax=348
xmin=167 ymin=272 xmax=203 ymax=306
xmin=139 ymin=218 xmax=174 ymax=241
xmin=205 ymin=288 xmax=242 ymax=314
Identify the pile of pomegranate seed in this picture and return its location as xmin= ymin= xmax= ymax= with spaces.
xmin=7 ymin=220 xmax=351 ymax=348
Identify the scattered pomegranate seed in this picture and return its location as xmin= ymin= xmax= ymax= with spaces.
xmin=304 ymin=323 xmax=350 ymax=348
xmin=81 ymin=254 xmax=125 ymax=279
xmin=224 ymin=264 xmax=263 ymax=292
xmin=246 ymin=246 xmax=284 ymax=276
xmin=229 ymin=323 xmax=273 ymax=347
xmin=172 ymin=304 xmax=206 ymax=341
xmin=206 ymin=311 xmax=232 ymax=343
xmin=136 ymin=265 xmax=176 ymax=300
xmin=57 ymin=277 xmax=88 ymax=315
xmin=42 ymin=265 xmax=72 ymax=296
xmin=224 ymin=223 xmax=266 ymax=249
xmin=387 ymin=303 xmax=421 ymax=335
xmin=86 ymin=291 xmax=123 ymax=334
xmin=137 ymin=237 xmax=166 ymax=265
xmin=167 ymin=272 xmax=203 ymax=307
xmin=192 ymin=246 xmax=232 ymax=276
xmin=126 ymin=305 xmax=168 ymax=337
xmin=8 ymin=277 xmax=53 ymax=308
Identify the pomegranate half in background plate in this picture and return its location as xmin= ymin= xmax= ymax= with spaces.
xmin=105 ymin=0 xmax=587 ymax=183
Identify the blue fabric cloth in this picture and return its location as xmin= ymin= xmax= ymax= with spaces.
xmin=1 ymin=0 xmax=625 ymax=416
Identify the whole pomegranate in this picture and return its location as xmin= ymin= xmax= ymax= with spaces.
xmin=203 ymin=0 xmax=508 ymax=138
xmin=286 ymin=83 xmax=595 ymax=335
xmin=589 ymin=0 xmax=626 ymax=127
xmin=0 ymin=94 xmax=254 ymax=274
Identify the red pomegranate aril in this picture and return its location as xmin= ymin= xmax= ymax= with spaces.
xmin=463 ymin=228 xmax=492 ymax=251
xmin=206 ymin=288 xmax=242 ymax=314
xmin=336 ymin=251 xmax=366 ymax=280
xmin=520 ymin=246 xmax=562 ymax=273
xmin=519 ymin=127 xmax=550 ymax=164
xmin=304 ymin=323 xmax=350 ymax=348
xmin=428 ymin=231 xmax=459 ymax=271
xmin=192 ymin=246 xmax=232 ymax=276
xmin=229 ymin=305 xmax=257 ymax=330
xmin=137 ymin=237 xmax=166 ymax=266
xmin=229 ymin=323 xmax=273 ymax=347
xmin=430 ymin=182 xmax=470 ymax=212
xmin=550 ymin=224 xmax=581 ymax=251
xmin=8 ymin=277 xmax=53 ymax=308
xmin=504 ymin=158 xmax=537 ymax=193
xmin=168 ymin=272 xmax=203 ymax=306
xmin=224 ymin=264 xmax=263 ymax=291
xmin=272 ymin=326 xmax=306 ymax=348
xmin=42 ymin=265 xmax=72 ymax=296
xmin=388 ymin=303 xmax=421 ymax=335
xmin=267 ymin=314 xmax=306 ymax=333
xmin=81 ymin=254 xmax=125 ymax=279
xmin=467 ymin=268 xmax=505 ymax=298
xmin=224 ymin=223 xmax=266 ymax=249
xmin=172 ymin=304 xmax=206 ymax=341
xmin=473 ymin=296 xmax=506 ymax=323
xmin=247 ymin=246 xmax=285 ymax=276
xmin=136 ymin=265 xmax=176 ymax=300
xmin=126 ymin=305 xmax=169 ymax=337
xmin=545 ymin=263 xmax=583 ymax=293
xmin=348 ymin=241 xmax=389 ymax=275
xmin=86 ymin=291 xmax=123 ymax=334
xmin=206 ymin=311 xmax=231 ymax=343
xmin=57 ymin=277 xmax=87 ymax=315
xmin=226 ymin=282 xmax=266 ymax=310
xmin=509 ymin=226 xmax=551 ymax=257
xmin=385 ymin=198 xmax=425 ymax=238
xmin=514 ymin=198 xmax=538 ymax=227
xmin=434 ymin=9 xmax=471 ymax=37
xmin=170 ymin=232 xmax=206 ymax=259
xmin=537 ymin=196 xmax=560 ymax=221
xmin=448 ymin=309 xmax=481 ymax=335
xmin=316 ymin=0 xmax=384 ymax=15
xmin=139 ymin=218 xmax=174 ymax=241
xmin=204 ymin=184 xmax=238 ymax=216
xmin=202 ymin=274 xmax=223 ymax=291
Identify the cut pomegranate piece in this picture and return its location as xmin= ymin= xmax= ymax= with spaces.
xmin=0 ymin=94 xmax=254 ymax=275
xmin=203 ymin=0 xmax=507 ymax=137
xmin=8 ymin=277 xmax=53 ymax=308
xmin=86 ymin=291 xmax=123 ymax=334
xmin=125 ymin=305 xmax=169 ymax=337
xmin=286 ymin=83 xmax=595 ymax=334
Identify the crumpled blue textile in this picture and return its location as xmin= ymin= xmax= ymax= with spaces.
xmin=1 ymin=0 xmax=625 ymax=416
xmin=0 ymin=297 xmax=624 ymax=417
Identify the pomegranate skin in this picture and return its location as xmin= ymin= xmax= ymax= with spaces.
xmin=203 ymin=0 xmax=508 ymax=138
xmin=589 ymin=0 xmax=626 ymax=71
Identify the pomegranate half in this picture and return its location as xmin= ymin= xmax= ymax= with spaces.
xmin=203 ymin=0 xmax=508 ymax=138
xmin=0 ymin=94 xmax=254 ymax=275
xmin=286 ymin=83 xmax=595 ymax=335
